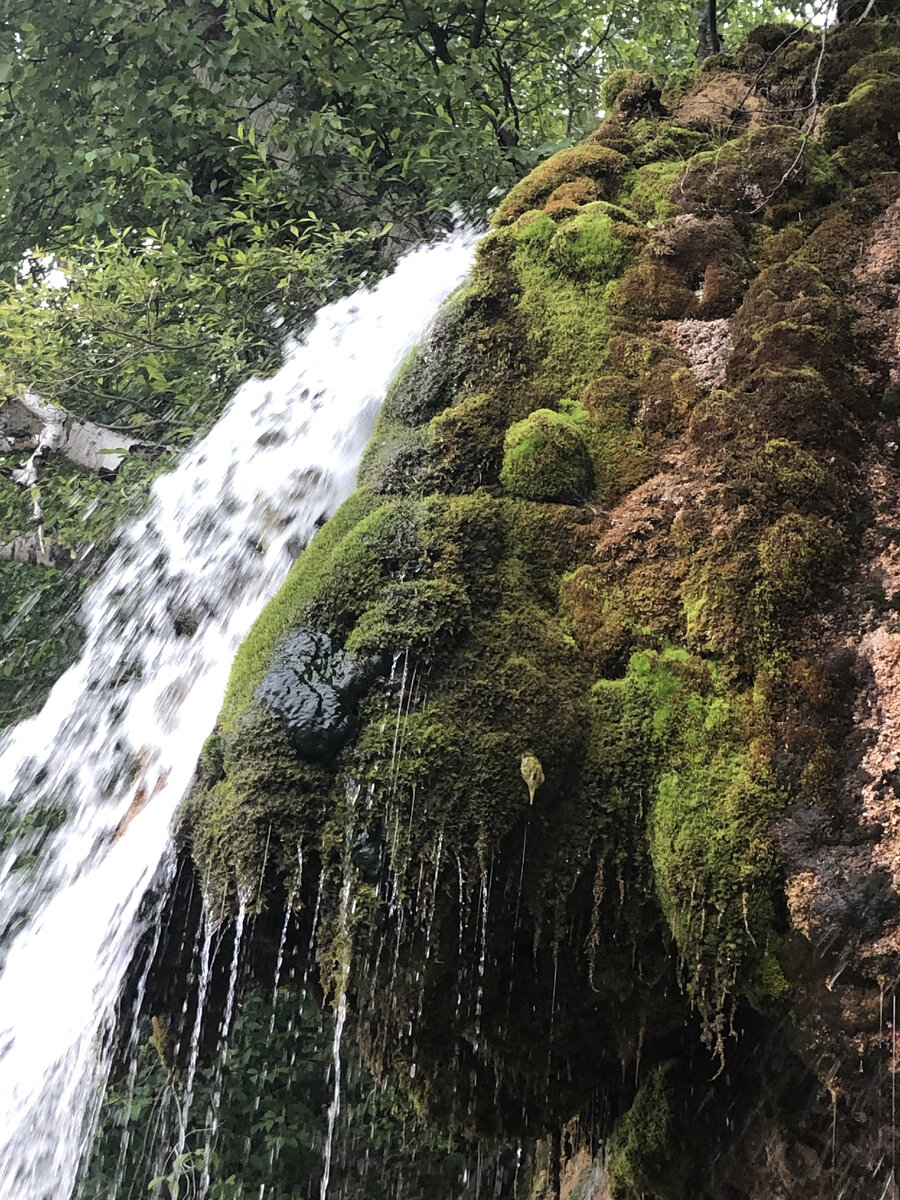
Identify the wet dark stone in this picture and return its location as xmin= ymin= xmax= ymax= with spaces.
xmin=254 ymin=628 xmax=383 ymax=761
xmin=382 ymin=301 xmax=475 ymax=426
xmin=351 ymin=821 xmax=384 ymax=881
xmin=170 ymin=608 xmax=198 ymax=637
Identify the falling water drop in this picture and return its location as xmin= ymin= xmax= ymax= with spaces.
xmin=320 ymin=783 xmax=360 ymax=1200
xmin=198 ymin=895 xmax=248 ymax=1200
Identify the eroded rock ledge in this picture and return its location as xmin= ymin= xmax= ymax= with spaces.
xmin=176 ymin=18 xmax=900 ymax=1199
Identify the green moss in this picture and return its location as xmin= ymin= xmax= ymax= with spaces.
xmin=596 ymin=650 xmax=783 ymax=1045
xmin=428 ymin=390 xmax=507 ymax=491
xmin=632 ymin=124 xmax=712 ymax=167
xmin=746 ymin=948 xmax=792 ymax=1010
xmin=601 ymin=69 xmax=639 ymax=111
xmin=607 ymin=1063 xmax=692 ymax=1200
xmin=548 ymin=206 xmax=630 ymax=281
xmin=493 ymin=144 xmax=629 ymax=226
xmin=188 ymin=705 xmax=332 ymax=905
xmin=378 ymin=287 xmax=475 ymax=427
xmin=625 ymin=160 xmax=683 ymax=223
xmin=501 ymin=408 xmax=594 ymax=503
xmin=507 ymin=218 xmax=617 ymax=407
xmin=748 ymin=438 xmax=833 ymax=511
xmin=822 ymin=72 xmax=900 ymax=176
xmin=605 ymin=72 xmax=664 ymax=122
xmin=844 ymin=48 xmax=900 ymax=86
xmin=184 ymin=28 xmax=900 ymax=1184
xmin=357 ymin=417 xmax=431 ymax=495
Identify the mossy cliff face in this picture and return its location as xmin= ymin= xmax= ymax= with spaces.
xmin=183 ymin=18 xmax=900 ymax=1198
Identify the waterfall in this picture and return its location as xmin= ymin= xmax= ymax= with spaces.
xmin=0 ymin=230 xmax=476 ymax=1200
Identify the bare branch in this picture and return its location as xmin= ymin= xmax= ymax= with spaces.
xmin=1 ymin=392 xmax=159 ymax=477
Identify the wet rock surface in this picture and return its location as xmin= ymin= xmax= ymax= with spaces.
xmin=254 ymin=628 xmax=382 ymax=761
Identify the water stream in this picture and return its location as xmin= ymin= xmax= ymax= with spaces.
xmin=0 ymin=230 xmax=475 ymax=1200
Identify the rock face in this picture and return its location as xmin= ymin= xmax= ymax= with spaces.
xmin=184 ymin=18 xmax=900 ymax=1199
xmin=254 ymin=628 xmax=382 ymax=760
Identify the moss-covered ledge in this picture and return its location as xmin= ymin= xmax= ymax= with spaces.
xmin=182 ymin=17 xmax=900 ymax=1198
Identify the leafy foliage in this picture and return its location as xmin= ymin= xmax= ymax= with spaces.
xmin=0 ymin=0 xmax=809 ymax=274
xmin=81 ymin=984 xmax=473 ymax=1200
xmin=0 ymin=562 xmax=86 ymax=727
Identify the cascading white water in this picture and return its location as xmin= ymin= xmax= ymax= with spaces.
xmin=0 ymin=230 xmax=476 ymax=1200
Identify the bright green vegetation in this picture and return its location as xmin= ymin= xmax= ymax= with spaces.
xmin=500 ymin=409 xmax=594 ymax=502
xmin=178 ymin=20 xmax=900 ymax=1193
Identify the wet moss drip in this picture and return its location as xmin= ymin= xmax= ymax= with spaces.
xmin=181 ymin=18 xmax=900 ymax=1199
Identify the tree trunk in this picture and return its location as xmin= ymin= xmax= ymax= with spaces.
xmin=697 ymin=0 xmax=722 ymax=62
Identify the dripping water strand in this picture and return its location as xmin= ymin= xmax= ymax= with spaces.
xmin=198 ymin=895 xmax=247 ymax=1200
xmin=474 ymin=871 xmax=489 ymax=1053
xmin=174 ymin=910 xmax=216 ymax=1171
xmin=320 ymin=782 xmax=360 ymax=1200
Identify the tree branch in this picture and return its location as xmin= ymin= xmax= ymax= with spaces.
xmin=1 ymin=391 xmax=158 ymax=478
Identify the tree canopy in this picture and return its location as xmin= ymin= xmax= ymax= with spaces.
xmin=0 ymin=0 xmax=807 ymax=269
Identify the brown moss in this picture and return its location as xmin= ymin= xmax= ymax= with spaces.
xmin=822 ymin=72 xmax=900 ymax=178
xmin=609 ymin=259 xmax=697 ymax=323
xmin=650 ymin=214 xmax=750 ymax=317
xmin=587 ymin=117 xmax=635 ymax=156
xmin=493 ymin=144 xmax=630 ymax=226
xmin=608 ymin=72 xmax=664 ymax=121
xmin=670 ymin=70 xmax=774 ymax=133
xmin=677 ymin=126 xmax=839 ymax=225
xmin=796 ymin=185 xmax=894 ymax=279
xmin=544 ymin=178 xmax=602 ymax=216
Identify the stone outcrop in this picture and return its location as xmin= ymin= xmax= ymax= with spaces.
xmin=176 ymin=18 xmax=900 ymax=1198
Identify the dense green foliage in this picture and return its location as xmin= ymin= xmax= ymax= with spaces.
xmin=0 ymin=0 xmax=806 ymax=272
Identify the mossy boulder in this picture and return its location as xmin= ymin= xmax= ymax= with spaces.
xmin=678 ymin=125 xmax=839 ymax=224
xmin=179 ymin=18 xmax=900 ymax=1199
xmin=607 ymin=1062 xmax=694 ymax=1200
xmin=500 ymin=408 xmax=594 ymax=503
xmin=493 ymin=143 xmax=629 ymax=226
